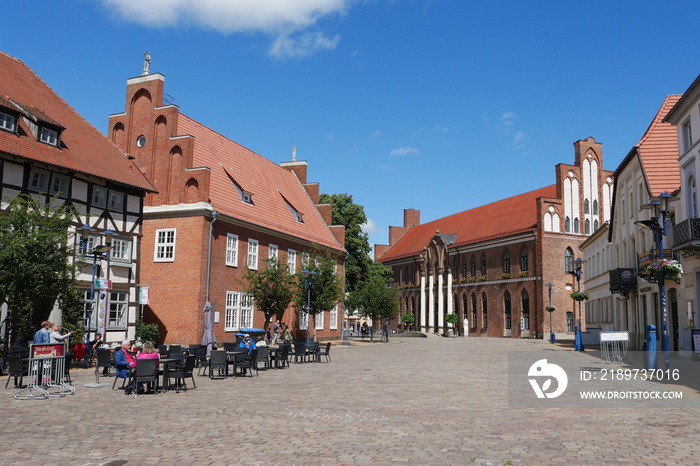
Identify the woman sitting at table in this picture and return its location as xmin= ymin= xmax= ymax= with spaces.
xmin=239 ymin=334 xmax=256 ymax=354
xmin=136 ymin=341 xmax=159 ymax=394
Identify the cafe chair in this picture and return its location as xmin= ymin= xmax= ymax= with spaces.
xmin=4 ymin=355 xmax=29 ymax=389
xmin=293 ymin=343 xmax=307 ymax=364
xmin=318 ymin=342 xmax=332 ymax=363
xmin=236 ymin=349 xmax=258 ymax=377
xmin=112 ymin=365 xmax=133 ymax=390
xmin=196 ymin=346 xmax=208 ymax=373
xmin=170 ymin=355 xmax=197 ymax=392
xmin=305 ymin=342 xmax=320 ymax=363
xmin=95 ymin=348 xmax=115 ymax=378
xmin=255 ymin=346 xmax=269 ymax=371
xmin=133 ymin=358 xmax=159 ymax=397
xmin=206 ymin=350 xmax=228 ymax=379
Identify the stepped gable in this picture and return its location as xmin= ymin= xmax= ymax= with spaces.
xmin=379 ymin=185 xmax=556 ymax=261
xmin=636 ymin=94 xmax=682 ymax=196
xmin=177 ymin=114 xmax=343 ymax=251
xmin=0 ymin=51 xmax=154 ymax=192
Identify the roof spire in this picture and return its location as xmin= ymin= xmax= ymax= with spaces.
xmin=291 ymin=145 xmax=297 ymax=162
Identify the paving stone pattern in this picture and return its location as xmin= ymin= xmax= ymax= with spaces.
xmin=1 ymin=337 xmax=699 ymax=465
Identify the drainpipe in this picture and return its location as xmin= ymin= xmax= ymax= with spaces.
xmin=205 ymin=211 xmax=218 ymax=302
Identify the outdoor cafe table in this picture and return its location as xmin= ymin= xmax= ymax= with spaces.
xmin=226 ymin=350 xmax=247 ymax=376
xmin=158 ymin=358 xmax=179 ymax=391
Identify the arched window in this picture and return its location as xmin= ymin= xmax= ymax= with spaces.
xmin=462 ymin=294 xmax=468 ymax=325
xmin=689 ymin=175 xmax=698 ymax=218
xmin=520 ymin=248 xmax=529 ymax=272
xmin=574 ymin=218 xmax=580 ymax=233
xmin=565 ymin=216 xmax=571 ymax=233
xmin=593 ymin=200 xmax=599 ymax=215
xmin=453 ymin=258 xmax=458 ymax=280
xmin=565 ymin=247 xmax=574 ymax=273
xmin=584 ymin=199 xmax=590 ymax=214
xmin=585 ymin=219 xmax=591 ymax=234
xmin=471 ymin=256 xmax=477 ymax=277
xmin=522 ymin=290 xmax=530 ymax=330
xmin=594 ymin=220 xmax=599 ymax=231
xmin=462 ymin=259 xmax=467 ymax=280
xmin=504 ymin=291 xmax=512 ymax=330
xmin=471 ymin=293 xmax=477 ymax=328
xmin=503 ymin=250 xmax=510 ymax=274
xmin=482 ymin=293 xmax=488 ymax=329
xmin=481 ymin=255 xmax=487 ymax=276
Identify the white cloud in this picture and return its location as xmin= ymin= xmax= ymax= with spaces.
xmin=434 ymin=124 xmax=449 ymax=134
xmin=361 ymin=218 xmax=383 ymax=235
xmin=389 ymin=147 xmax=420 ymax=158
xmin=500 ymin=112 xmax=517 ymax=125
xmin=371 ymin=129 xmax=382 ymax=139
xmin=99 ymin=0 xmax=349 ymax=57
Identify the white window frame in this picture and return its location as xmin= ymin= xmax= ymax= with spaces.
xmin=154 ymin=228 xmax=176 ymax=262
xmin=29 ymin=167 xmax=50 ymax=192
xmin=92 ymin=186 xmax=107 ymax=207
xmin=315 ymin=310 xmax=324 ymax=330
xmin=108 ymin=291 xmax=129 ymax=329
xmin=40 ymin=126 xmax=58 ymax=146
xmin=247 ymin=239 xmax=259 ymax=270
xmin=268 ymin=244 xmax=278 ymax=261
xmin=330 ymin=304 xmax=338 ymax=330
xmin=110 ymin=237 xmax=131 ymax=262
xmin=288 ymin=249 xmax=297 ymax=274
xmin=225 ymin=291 xmax=254 ymax=331
xmin=682 ymin=118 xmax=693 ymax=152
xmin=226 ymin=234 xmax=239 ymax=267
xmin=0 ymin=111 xmax=16 ymax=131
xmin=49 ymin=173 xmax=70 ymax=197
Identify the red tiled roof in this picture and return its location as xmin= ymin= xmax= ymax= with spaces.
xmin=0 ymin=52 xmax=155 ymax=192
xmin=177 ymin=115 xmax=344 ymax=252
xmin=379 ymin=185 xmax=557 ymax=262
xmin=637 ymin=95 xmax=681 ymax=196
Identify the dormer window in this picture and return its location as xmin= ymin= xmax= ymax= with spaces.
xmin=295 ymin=212 xmax=303 ymax=223
xmin=242 ymin=191 xmax=253 ymax=205
xmin=0 ymin=110 xmax=16 ymax=132
xmin=40 ymin=126 xmax=58 ymax=146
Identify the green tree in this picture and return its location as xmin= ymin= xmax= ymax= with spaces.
xmin=346 ymin=261 xmax=399 ymax=342
xmin=0 ymin=194 xmax=81 ymax=342
xmin=318 ymin=193 xmax=371 ymax=294
xmin=295 ymin=251 xmax=343 ymax=342
xmin=242 ymin=257 xmax=296 ymax=339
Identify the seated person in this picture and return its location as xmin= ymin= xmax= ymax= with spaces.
xmin=239 ymin=334 xmax=256 ymax=354
xmin=255 ymin=336 xmax=267 ymax=347
xmin=114 ymin=340 xmax=137 ymax=394
xmin=135 ymin=341 xmax=160 ymax=393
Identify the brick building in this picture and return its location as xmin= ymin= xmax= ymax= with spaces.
xmin=107 ymin=68 xmax=346 ymax=345
xmin=375 ymin=138 xmax=614 ymax=339
xmin=0 ymin=51 xmax=155 ymax=343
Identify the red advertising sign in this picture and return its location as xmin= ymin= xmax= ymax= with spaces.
xmin=31 ymin=343 xmax=65 ymax=359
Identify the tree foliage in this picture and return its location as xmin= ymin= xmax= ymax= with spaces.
xmin=0 ymin=194 xmax=82 ymax=342
xmin=346 ymin=261 xmax=399 ymax=341
xmin=242 ymin=258 xmax=296 ymax=337
xmin=294 ymin=250 xmax=343 ymax=340
xmin=318 ymin=193 xmax=371 ymax=294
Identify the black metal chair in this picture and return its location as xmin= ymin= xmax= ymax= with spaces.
xmin=293 ymin=343 xmax=307 ymax=363
xmin=270 ymin=344 xmax=289 ymax=369
xmin=236 ymin=349 xmax=258 ymax=377
xmin=255 ymin=346 xmax=269 ymax=371
xmin=170 ymin=355 xmax=197 ymax=391
xmin=306 ymin=342 xmax=320 ymax=363
xmin=133 ymin=358 xmax=159 ymax=397
xmin=158 ymin=345 xmax=169 ymax=358
xmin=95 ymin=348 xmax=114 ymax=378
xmin=206 ymin=350 xmax=228 ymax=379
xmin=168 ymin=345 xmax=182 ymax=356
xmin=318 ymin=342 xmax=332 ymax=363
xmin=112 ymin=364 xmax=132 ymax=390
xmin=196 ymin=346 xmax=208 ymax=373
xmin=4 ymin=355 xmax=28 ymax=389
xmin=223 ymin=342 xmax=239 ymax=352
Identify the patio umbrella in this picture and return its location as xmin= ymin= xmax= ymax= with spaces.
xmin=201 ymin=301 xmax=216 ymax=356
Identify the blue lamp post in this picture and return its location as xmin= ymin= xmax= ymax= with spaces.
xmin=546 ymin=282 xmax=555 ymax=344
xmin=571 ymin=258 xmax=586 ymax=351
xmin=635 ymin=192 xmax=677 ymax=369
xmin=302 ymin=269 xmax=316 ymax=346
xmin=80 ymin=225 xmax=113 ymax=369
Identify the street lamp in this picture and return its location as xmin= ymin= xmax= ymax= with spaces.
xmin=571 ymin=258 xmax=586 ymax=351
xmin=302 ymin=269 xmax=316 ymax=346
xmin=635 ymin=191 xmax=677 ymax=369
xmin=546 ymin=282 xmax=555 ymax=344
xmin=80 ymin=225 xmax=113 ymax=370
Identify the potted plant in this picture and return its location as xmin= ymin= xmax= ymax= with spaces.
xmin=642 ymin=258 xmax=683 ymax=282
xmin=570 ymin=291 xmax=589 ymax=301
xmin=445 ymin=313 xmax=459 ymax=325
xmin=545 ymin=306 xmax=556 ymax=313
xmin=501 ymin=273 xmax=511 ymax=279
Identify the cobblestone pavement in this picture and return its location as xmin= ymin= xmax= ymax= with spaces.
xmin=1 ymin=337 xmax=699 ymax=466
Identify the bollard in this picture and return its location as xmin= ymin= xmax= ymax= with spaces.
xmin=646 ymin=324 xmax=657 ymax=370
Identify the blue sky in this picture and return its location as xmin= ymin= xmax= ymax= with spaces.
xmin=4 ymin=0 xmax=700 ymax=250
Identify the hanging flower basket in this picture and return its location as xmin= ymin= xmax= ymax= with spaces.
xmin=570 ymin=291 xmax=589 ymax=301
xmin=545 ymin=306 xmax=556 ymax=312
xmin=641 ymin=259 xmax=683 ymax=282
